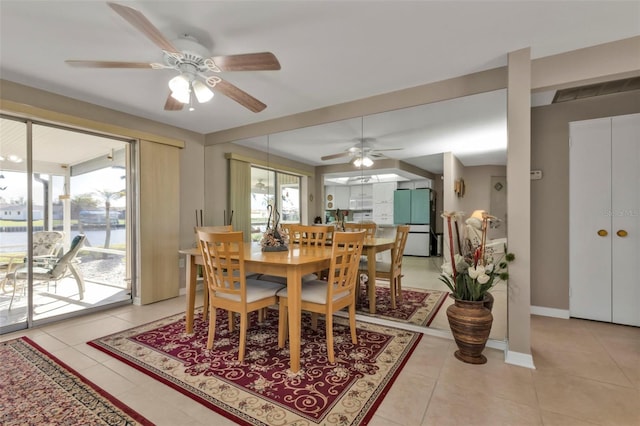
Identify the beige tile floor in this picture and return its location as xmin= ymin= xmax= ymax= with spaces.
xmin=2 ymin=292 xmax=638 ymax=425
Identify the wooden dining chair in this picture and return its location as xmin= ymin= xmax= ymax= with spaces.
xmin=257 ymin=224 xmax=333 ymax=286
xmin=359 ymin=225 xmax=410 ymax=309
xmin=197 ymin=230 xmax=284 ymax=362
xmin=194 ymin=225 xmax=233 ymax=321
xmin=277 ymin=230 xmax=365 ymax=364
xmin=344 ymin=221 xmax=377 ymax=238
xmin=292 ymin=224 xmax=333 ymax=246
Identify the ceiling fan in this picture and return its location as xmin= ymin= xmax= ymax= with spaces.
xmin=65 ymin=2 xmax=280 ymax=113
xmin=320 ymin=138 xmax=403 ymax=167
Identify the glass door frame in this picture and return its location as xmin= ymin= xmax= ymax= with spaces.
xmin=0 ymin=114 xmax=138 ymax=334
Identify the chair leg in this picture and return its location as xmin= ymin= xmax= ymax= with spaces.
xmin=325 ymin=311 xmax=335 ymax=363
xmin=68 ymin=263 xmax=85 ymax=300
xmin=348 ymin=302 xmax=358 ymax=344
xmin=390 ymin=278 xmax=397 ymax=309
xmin=8 ymin=278 xmax=19 ymax=310
xmin=207 ymin=303 xmax=217 ymax=349
xmin=238 ymin=313 xmax=248 ymax=362
xmin=311 ymin=312 xmax=319 ymax=330
xmin=202 ymin=286 xmax=209 ymax=321
xmin=228 ymin=310 xmax=234 ymax=331
xmin=278 ymin=299 xmax=288 ymax=348
xmin=397 ymin=274 xmax=403 ymax=301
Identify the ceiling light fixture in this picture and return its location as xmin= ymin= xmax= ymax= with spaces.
xmin=168 ymin=73 xmax=214 ymax=108
xmin=353 ymin=155 xmax=373 ymax=168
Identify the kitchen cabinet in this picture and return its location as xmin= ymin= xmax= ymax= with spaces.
xmin=569 ymin=113 xmax=639 ymax=326
xmin=325 ymin=185 xmax=350 ymax=210
xmin=349 ymin=184 xmax=373 ymax=209
xmin=373 ymin=182 xmax=396 ymax=224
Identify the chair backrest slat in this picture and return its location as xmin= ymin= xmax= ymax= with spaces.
xmin=392 ymin=225 xmax=410 ymax=273
xmin=326 ymin=231 xmax=365 ymax=298
xmin=197 ymin=230 xmax=245 ymax=299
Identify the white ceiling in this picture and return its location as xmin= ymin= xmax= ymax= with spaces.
xmin=1 ymin=1 xmax=638 ymax=173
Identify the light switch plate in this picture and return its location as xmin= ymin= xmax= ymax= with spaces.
xmin=530 ymin=170 xmax=543 ymax=180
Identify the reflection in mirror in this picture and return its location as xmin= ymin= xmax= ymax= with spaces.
xmin=232 ymin=89 xmax=507 ymax=341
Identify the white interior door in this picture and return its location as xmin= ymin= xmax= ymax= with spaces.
xmin=611 ymin=114 xmax=640 ymax=326
xmin=569 ymin=117 xmax=612 ymax=322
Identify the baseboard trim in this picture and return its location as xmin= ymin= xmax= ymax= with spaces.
xmin=530 ymin=305 xmax=570 ymax=319
xmin=505 ymin=349 xmax=536 ymax=369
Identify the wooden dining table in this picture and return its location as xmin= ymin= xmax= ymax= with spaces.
xmin=179 ymin=243 xmax=332 ymax=373
xmin=179 ymin=236 xmax=393 ymax=371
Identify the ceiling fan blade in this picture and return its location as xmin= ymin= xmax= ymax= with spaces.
xmin=212 ymin=79 xmax=267 ymax=113
xmin=210 ymin=52 xmax=281 ymax=71
xmin=107 ymin=2 xmax=180 ymax=54
xmin=321 ymin=152 xmax=352 ymax=161
xmin=372 ymin=148 xmax=404 ymax=152
xmin=65 ymin=60 xmax=154 ymax=68
xmin=164 ymin=92 xmax=184 ymax=111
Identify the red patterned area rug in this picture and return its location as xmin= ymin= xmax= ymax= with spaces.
xmin=88 ymin=308 xmax=421 ymax=426
xmin=357 ymin=283 xmax=448 ymax=327
xmin=1 ymin=337 xmax=153 ymax=426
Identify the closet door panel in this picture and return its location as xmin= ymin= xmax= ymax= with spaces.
xmin=569 ymin=118 xmax=612 ymax=322
xmin=611 ymin=114 xmax=640 ymax=326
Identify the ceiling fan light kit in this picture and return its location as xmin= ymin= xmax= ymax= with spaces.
xmin=65 ymin=2 xmax=280 ymax=113
xmin=321 ymin=137 xmax=403 ymax=166
xmin=353 ymin=156 xmax=374 ymax=168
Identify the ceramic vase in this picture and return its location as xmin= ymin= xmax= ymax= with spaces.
xmin=446 ymin=297 xmax=493 ymax=364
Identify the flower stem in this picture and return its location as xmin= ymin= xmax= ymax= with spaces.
xmin=446 ymin=215 xmax=457 ymax=280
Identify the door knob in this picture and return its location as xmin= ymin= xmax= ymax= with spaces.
xmin=616 ymin=230 xmax=628 ymax=237
xmin=597 ymin=229 xmax=608 ymax=237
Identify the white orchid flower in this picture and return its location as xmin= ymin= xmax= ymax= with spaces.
xmin=485 ymin=263 xmax=494 ymax=273
xmin=477 ymin=273 xmax=491 ymax=284
xmin=468 ymin=267 xmax=479 ymax=279
xmin=468 ymin=265 xmax=485 ymax=279
xmin=442 ymin=262 xmax=453 ymax=275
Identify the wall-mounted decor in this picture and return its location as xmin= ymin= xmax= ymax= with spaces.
xmin=454 ymin=179 xmax=465 ymax=197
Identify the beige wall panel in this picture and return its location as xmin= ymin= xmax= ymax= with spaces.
xmin=140 ymin=140 xmax=180 ymax=304
xmin=506 ymin=48 xmax=532 ymax=357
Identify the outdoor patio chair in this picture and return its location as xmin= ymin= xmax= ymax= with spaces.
xmin=1 ymin=231 xmax=64 ymax=293
xmin=8 ymin=234 xmax=86 ymax=310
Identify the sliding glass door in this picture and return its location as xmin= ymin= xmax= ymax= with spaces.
xmin=0 ymin=115 xmax=135 ymax=333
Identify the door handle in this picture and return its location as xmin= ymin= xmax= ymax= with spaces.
xmin=597 ymin=229 xmax=608 ymax=237
xmin=616 ymin=230 xmax=628 ymax=237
